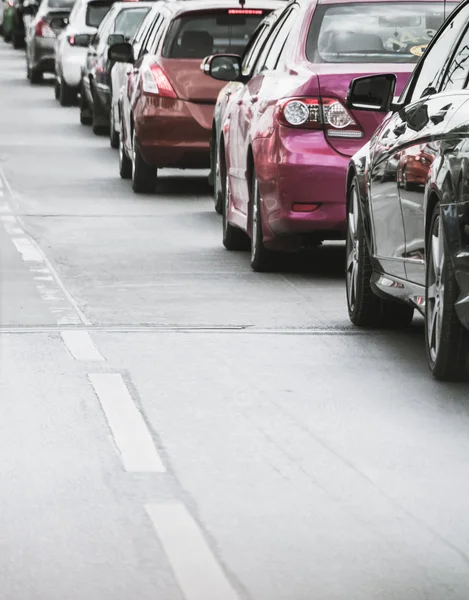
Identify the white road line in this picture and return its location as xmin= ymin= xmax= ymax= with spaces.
xmin=89 ymin=374 xmax=165 ymax=473
xmin=60 ymin=331 xmax=105 ymax=362
xmin=145 ymin=504 xmax=241 ymax=600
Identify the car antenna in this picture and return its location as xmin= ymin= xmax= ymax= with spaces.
xmin=239 ymin=0 xmax=246 ymax=6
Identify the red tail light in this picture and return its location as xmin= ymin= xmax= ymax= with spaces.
xmin=67 ymin=34 xmax=75 ymax=45
xmin=7 ymin=1 xmax=13 ymax=7
xmin=277 ymin=97 xmax=363 ymax=139
xmin=228 ymin=9 xmax=263 ymax=14
xmin=35 ymin=19 xmax=56 ymax=38
xmin=142 ymin=63 xmax=177 ymax=98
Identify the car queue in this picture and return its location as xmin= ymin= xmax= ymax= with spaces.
xmin=2 ymin=0 xmax=469 ymax=381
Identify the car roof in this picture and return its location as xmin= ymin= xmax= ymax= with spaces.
xmin=108 ymin=0 xmax=156 ymax=10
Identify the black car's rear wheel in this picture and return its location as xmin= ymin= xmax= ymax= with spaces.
xmin=54 ymin=78 xmax=60 ymax=100
xmin=346 ymin=177 xmax=414 ymax=328
xmin=79 ymin=84 xmax=92 ymax=125
xmin=131 ymin=131 xmax=157 ymax=194
xmin=110 ymin=105 xmax=119 ymax=149
xmin=425 ymin=202 xmax=469 ymax=380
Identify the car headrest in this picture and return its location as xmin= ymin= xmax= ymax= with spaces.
xmin=323 ymin=31 xmax=385 ymax=54
xmin=178 ymin=30 xmax=214 ymax=58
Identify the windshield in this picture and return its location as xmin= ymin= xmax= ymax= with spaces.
xmin=85 ymin=0 xmax=114 ymax=28
xmin=163 ymin=10 xmax=266 ymax=59
xmin=113 ymin=7 xmax=149 ymax=38
xmin=307 ymin=2 xmax=456 ymax=64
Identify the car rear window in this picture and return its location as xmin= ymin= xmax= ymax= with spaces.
xmin=114 ymin=7 xmax=149 ymax=37
xmin=306 ymin=2 xmax=457 ymax=64
xmin=163 ymin=10 xmax=266 ymax=59
xmin=85 ymin=0 xmax=114 ymax=27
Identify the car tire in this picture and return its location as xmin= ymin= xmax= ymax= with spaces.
xmin=54 ymin=78 xmax=60 ymax=100
xmin=109 ymin=106 xmax=119 ymax=149
xmin=79 ymin=84 xmax=92 ymax=125
xmin=131 ymin=131 xmax=157 ymax=194
xmin=12 ymin=31 xmax=23 ymax=49
xmin=425 ymin=202 xmax=469 ymax=380
xmin=92 ymin=108 xmax=108 ymax=135
xmin=29 ymin=67 xmax=42 ymax=84
xmin=222 ymin=170 xmax=250 ymax=251
xmin=118 ymin=131 xmax=132 ymax=180
xmin=402 ymin=166 xmax=410 ymax=191
xmin=4 ymin=31 xmax=12 ymax=42
xmin=250 ymin=168 xmax=274 ymax=272
xmin=346 ymin=176 xmax=414 ymax=328
xmin=59 ymin=78 xmax=76 ymax=107
xmin=214 ymin=143 xmax=223 ymax=215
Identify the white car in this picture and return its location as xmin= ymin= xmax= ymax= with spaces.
xmin=54 ymin=0 xmax=115 ymax=105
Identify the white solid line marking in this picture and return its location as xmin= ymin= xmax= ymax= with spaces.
xmin=89 ymin=374 xmax=165 ymax=473
xmin=145 ymin=504 xmax=240 ymax=600
xmin=61 ymin=331 xmax=105 ymax=362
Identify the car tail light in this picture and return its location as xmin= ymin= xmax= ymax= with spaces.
xmin=277 ymin=97 xmax=363 ymax=139
xmin=228 ymin=9 xmax=263 ymax=14
xmin=35 ymin=19 xmax=56 ymax=38
xmin=7 ymin=1 xmax=13 ymax=7
xmin=142 ymin=63 xmax=177 ymax=98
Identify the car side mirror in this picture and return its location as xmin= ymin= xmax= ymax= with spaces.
xmin=203 ymin=54 xmax=241 ymax=82
xmin=108 ymin=41 xmax=134 ymax=64
xmin=346 ymin=73 xmax=398 ymax=113
xmin=108 ymin=33 xmax=125 ymax=47
xmin=73 ymin=33 xmax=92 ymax=47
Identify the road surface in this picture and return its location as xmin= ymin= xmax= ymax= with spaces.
xmin=1 ymin=41 xmax=469 ymax=600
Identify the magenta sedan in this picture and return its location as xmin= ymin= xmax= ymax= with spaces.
xmin=206 ymin=0 xmax=450 ymax=271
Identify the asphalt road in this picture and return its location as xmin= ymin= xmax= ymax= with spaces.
xmin=1 ymin=41 xmax=469 ymax=600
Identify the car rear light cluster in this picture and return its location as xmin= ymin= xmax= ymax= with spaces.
xmin=142 ymin=63 xmax=177 ymax=98
xmin=278 ymin=97 xmax=363 ymax=139
xmin=228 ymin=9 xmax=263 ymax=14
xmin=35 ymin=19 xmax=55 ymax=38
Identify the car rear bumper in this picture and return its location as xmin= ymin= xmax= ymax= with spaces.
xmin=256 ymin=129 xmax=349 ymax=243
xmin=60 ymin=47 xmax=86 ymax=88
xmin=135 ymin=97 xmax=212 ymax=169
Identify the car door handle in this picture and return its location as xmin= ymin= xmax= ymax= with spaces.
xmin=393 ymin=123 xmax=406 ymax=136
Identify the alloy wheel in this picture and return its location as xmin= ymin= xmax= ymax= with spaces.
xmin=426 ymin=214 xmax=445 ymax=363
xmin=346 ymin=186 xmax=360 ymax=312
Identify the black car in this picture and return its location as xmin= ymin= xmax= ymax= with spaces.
xmin=345 ymin=0 xmax=469 ymax=380
xmin=79 ymin=0 xmax=152 ymax=134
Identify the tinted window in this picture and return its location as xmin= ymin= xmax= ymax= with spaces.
xmin=114 ymin=7 xmax=149 ymax=38
xmin=409 ymin=3 xmax=469 ymax=102
xmin=85 ymin=0 xmax=114 ymax=28
xmin=307 ymin=2 xmax=455 ymax=64
xmin=163 ymin=10 xmax=265 ymax=59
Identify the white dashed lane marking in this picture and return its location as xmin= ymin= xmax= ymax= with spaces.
xmin=145 ymin=503 xmax=241 ymax=600
xmin=61 ymin=331 xmax=105 ymax=362
xmin=89 ymin=373 xmax=166 ymax=473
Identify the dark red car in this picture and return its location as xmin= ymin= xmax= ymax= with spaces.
xmin=110 ymin=0 xmax=273 ymax=193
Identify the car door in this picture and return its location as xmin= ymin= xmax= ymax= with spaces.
xmin=397 ymin=10 xmax=469 ymax=284
xmin=229 ymin=5 xmax=298 ymax=214
xmin=368 ymin=2 xmax=469 ymax=280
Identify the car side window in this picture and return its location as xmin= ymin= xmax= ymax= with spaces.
xmin=252 ymin=7 xmax=294 ymax=74
xmin=241 ymin=24 xmax=268 ymax=76
xmin=408 ymin=4 xmax=469 ymax=103
xmin=263 ymin=7 xmax=298 ymax=71
xmin=440 ymin=24 xmax=469 ymax=92
xmin=146 ymin=15 xmax=166 ymax=54
xmin=138 ymin=14 xmax=161 ymax=59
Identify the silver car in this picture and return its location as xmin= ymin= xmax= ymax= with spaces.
xmin=24 ymin=0 xmax=74 ymax=83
